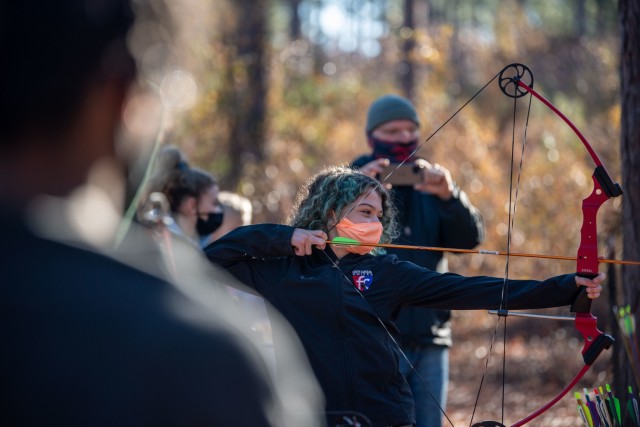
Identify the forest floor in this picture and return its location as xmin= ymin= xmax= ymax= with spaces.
xmin=445 ymin=309 xmax=611 ymax=427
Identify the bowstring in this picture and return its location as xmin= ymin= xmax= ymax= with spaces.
xmin=466 ymin=89 xmax=533 ymax=427
xmin=501 ymin=92 xmax=533 ymax=423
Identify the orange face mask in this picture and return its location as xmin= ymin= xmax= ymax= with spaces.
xmin=335 ymin=217 xmax=383 ymax=255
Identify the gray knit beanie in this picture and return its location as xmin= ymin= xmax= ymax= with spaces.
xmin=365 ymin=94 xmax=420 ymax=133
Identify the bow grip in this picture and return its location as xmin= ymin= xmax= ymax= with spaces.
xmin=570 ymin=272 xmax=597 ymax=313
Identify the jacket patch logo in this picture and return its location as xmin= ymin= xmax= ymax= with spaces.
xmin=351 ymin=269 xmax=373 ymax=291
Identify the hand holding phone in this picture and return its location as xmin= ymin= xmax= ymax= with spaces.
xmin=413 ymin=159 xmax=454 ymax=200
xmin=377 ymin=163 xmax=423 ymax=186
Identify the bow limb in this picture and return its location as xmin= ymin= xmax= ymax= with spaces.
xmin=511 ymin=365 xmax=591 ymax=427
xmin=516 ymin=80 xmax=603 ymax=166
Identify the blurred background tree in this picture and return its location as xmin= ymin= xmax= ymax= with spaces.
xmin=127 ymin=0 xmax=640 ymax=424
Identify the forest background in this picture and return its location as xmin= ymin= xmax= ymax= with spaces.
xmin=126 ymin=0 xmax=634 ymax=425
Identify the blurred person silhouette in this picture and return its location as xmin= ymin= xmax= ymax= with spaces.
xmin=145 ymin=145 xmax=224 ymax=245
xmin=198 ymin=191 xmax=276 ymax=368
xmin=142 ymin=173 xmax=278 ymax=368
xmin=352 ymin=94 xmax=485 ymax=427
xmin=204 ymin=165 xmax=604 ymax=427
xmin=0 ymin=1 xmax=323 ymax=426
xmin=204 ymin=190 xmax=253 ymax=244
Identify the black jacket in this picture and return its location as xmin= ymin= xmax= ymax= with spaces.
xmin=353 ymin=154 xmax=485 ymax=347
xmin=1 ymin=208 xmax=280 ymax=427
xmin=205 ymin=224 xmax=579 ymax=427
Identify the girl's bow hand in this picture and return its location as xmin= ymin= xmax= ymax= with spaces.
xmin=575 ymin=272 xmax=606 ymax=299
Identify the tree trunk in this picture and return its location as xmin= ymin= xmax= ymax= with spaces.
xmin=428 ymin=0 xmax=442 ymax=24
xmin=447 ymin=0 xmax=463 ymax=87
xmin=575 ymin=0 xmax=587 ymax=37
xmin=617 ymin=0 xmax=640 ymax=405
xmin=596 ymin=0 xmax=607 ymax=34
xmin=289 ymin=0 xmax=302 ymax=40
xmin=223 ymin=0 xmax=268 ymax=188
xmin=399 ymin=0 xmax=415 ymax=100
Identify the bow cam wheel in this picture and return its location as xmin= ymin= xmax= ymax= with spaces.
xmin=498 ymin=63 xmax=534 ymax=98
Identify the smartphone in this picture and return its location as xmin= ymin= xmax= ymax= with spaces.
xmin=377 ymin=163 xmax=423 ymax=186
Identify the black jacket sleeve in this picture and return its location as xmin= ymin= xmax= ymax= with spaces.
xmin=436 ymin=186 xmax=485 ymax=250
xmin=203 ymin=224 xmax=296 ymax=294
xmin=377 ymin=255 xmax=580 ymax=311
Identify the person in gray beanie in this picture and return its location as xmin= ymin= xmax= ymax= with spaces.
xmin=352 ymin=94 xmax=485 ymax=427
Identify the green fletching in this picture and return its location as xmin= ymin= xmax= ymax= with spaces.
xmin=331 ymin=237 xmax=361 ymax=245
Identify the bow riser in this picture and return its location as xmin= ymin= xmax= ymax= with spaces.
xmin=571 ymin=173 xmax=615 ymax=313
xmin=578 ymin=176 xmax=609 ymax=275
xmin=577 ymin=167 xmax=624 ymax=280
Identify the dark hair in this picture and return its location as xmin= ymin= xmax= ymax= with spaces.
xmin=147 ymin=146 xmax=217 ymax=213
xmin=288 ymin=165 xmax=399 ymax=246
xmin=0 ymin=0 xmax=137 ymax=146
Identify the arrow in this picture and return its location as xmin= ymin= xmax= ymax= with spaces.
xmin=576 ymin=391 xmax=594 ymax=427
xmin=327 ymin=238 xmax=640 ymax=266
xmin=605 ymin=384 xmax=622 ymax=426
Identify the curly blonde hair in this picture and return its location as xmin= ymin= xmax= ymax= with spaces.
xmin=288 ymin=165 xmax=399 ymax=247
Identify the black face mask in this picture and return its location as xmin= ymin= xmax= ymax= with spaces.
xmin=196 ymin=212 xmax=224 ymax=236
xmin=368 ymin=135 xmax=419 ymax=163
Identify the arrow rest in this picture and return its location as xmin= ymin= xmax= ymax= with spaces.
xmin=499 ymin=63 xmax=534 ymax=98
